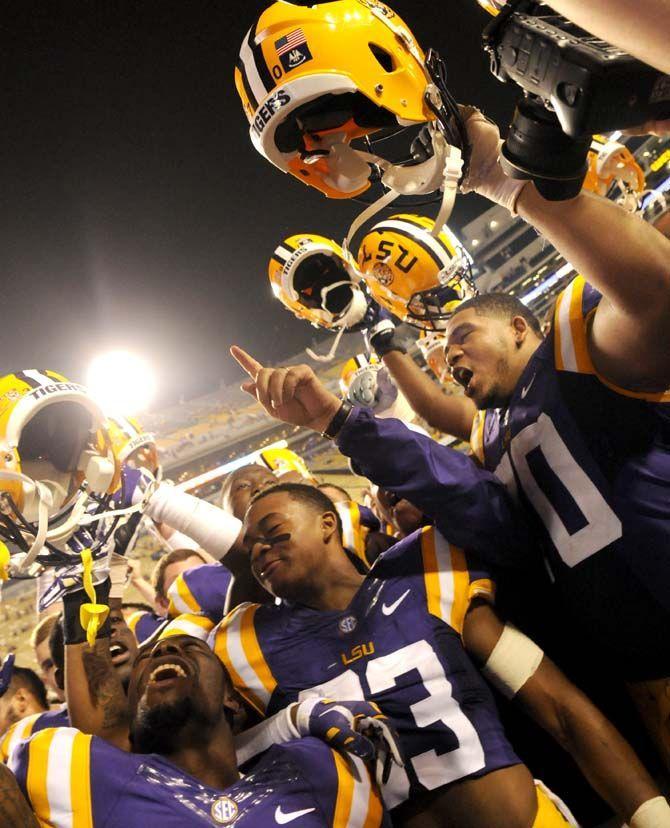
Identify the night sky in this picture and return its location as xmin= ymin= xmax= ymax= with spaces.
xmin=3 ymin=0 xmax=520 ymax=406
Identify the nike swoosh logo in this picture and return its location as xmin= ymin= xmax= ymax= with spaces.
xmin=382 ymin=588 xmax=410 ymax=616
xmin=275 ymin=806 xmax=316 ymax=824
xmin=521 ymin=373 xmax=536 ymax=399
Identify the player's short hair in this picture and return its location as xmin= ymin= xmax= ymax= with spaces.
xmin=29 ymin=614 xmax=58 ymax=651
xmin=317 ymin=482 xmax=351 ymax=501
xmin=151 ymin=548 xmax=207 ymax=603
xmin=7 ymin=666 xmax=48 ymax=710
xmin=121 ymin=601 xmax=154 ymax=614
xmin=249 ymin=483 xmax=343 ymax=542
xmin=455 ymin=293 xmax=543 ymax=338
xmin=48 ymin=614 xmax=65 ymax=676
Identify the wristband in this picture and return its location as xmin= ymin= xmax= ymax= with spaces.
xmin=62 ymin=578 xmax=111 ymax=645
xmin=321 ymin=401 xmax=353 ymax=440
xmin=235 ymin=704 xmax=299 ymax=766
xmin=630 ymin=796 xmax=670 ymax=828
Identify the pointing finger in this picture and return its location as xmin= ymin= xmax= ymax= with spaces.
xmin=230 ymin=346 xmax=264 ymax=379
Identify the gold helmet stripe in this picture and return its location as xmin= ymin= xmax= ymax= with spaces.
xmin=372 ymin=219 xmax=453 ymax=271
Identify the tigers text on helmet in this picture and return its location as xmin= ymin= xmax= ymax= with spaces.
xmin=107 ymin=414 xmax=161 ymax=479
xmin=235 ymin=0 xmax=467 ymax=228
xmin=0 ymin=370 xmax=122 ymax=573
xmin=357 ymin=213 xmax=477 ymax=330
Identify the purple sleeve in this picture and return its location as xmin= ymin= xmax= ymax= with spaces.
xmin=336 ymin=407 xmax=530 ymax=566
xmin=181 ymin=563 xmax=233 ymax=619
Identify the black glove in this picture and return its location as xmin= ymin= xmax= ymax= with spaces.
xmin=369 ymin=319 xmax=406 ymax=357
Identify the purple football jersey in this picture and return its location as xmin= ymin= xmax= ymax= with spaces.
xmin=10 ymin=728 xmax=388 ymax=827
xmin=212 ymin=527 xmax=520 ymax=810
xmin=471 ymin=277 xmax=670 ymax=679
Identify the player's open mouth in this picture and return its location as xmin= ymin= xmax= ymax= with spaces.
xmin=110 ymin=642 xmax=130 ymax=666
xmin=148 ymin=662 xmax=190 ymax=686
xmin=452 ymin=366 xmax=474 ymax=394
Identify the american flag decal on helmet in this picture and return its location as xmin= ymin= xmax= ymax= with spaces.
xmin=275 ymin=28 xmax=307 ymax=56
xmin=275 ymin=28 xmax=313 ymax=72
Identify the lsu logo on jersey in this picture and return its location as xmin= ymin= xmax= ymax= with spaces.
xmin=341 ymin=641 xmax=375 ymax=666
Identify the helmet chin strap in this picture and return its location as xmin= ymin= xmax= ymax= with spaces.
xmin=341 ymin=126 xmax=463 ymax=252
xmin=0 ymin=466 xmax=155 ymax=575
xmin=0 ymin=470 xmax=52 ymax=573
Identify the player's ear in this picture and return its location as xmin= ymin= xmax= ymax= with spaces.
xmin=511 ymin=315 xmax=529 ymax=347
xmin=12 ymin=688 xmax=28 ymax=716
xmin=321 ymin=510 xmax=338 ymax=543
xmin=54 ymin=666 xmax=65 ymax=692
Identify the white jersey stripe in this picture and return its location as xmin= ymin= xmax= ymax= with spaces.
xmin=4 ymin=713 xmax=42 ymax=765
xmin=226 ymin=608 xmax=272 ymax=709
xmin=372 ymin=219 xmax=453 ymax=269
xmin=557 ymin=281 xmax=578 ymax=372
xmin=167 ymin=583 xmax=192 ymax=616
xmin=47 ymin=728 xmax=76 ymax=828
xmin=434 ymin=531 xmax=455 ymax=624
xmin=348 ymin=754 xmax=372 ymax=827
xmin=239 ymin=27 xmax=269 ymax=109
xmin=164 ymin=615 xmax=212 ymax=642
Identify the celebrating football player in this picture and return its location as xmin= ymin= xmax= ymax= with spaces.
xmin=210 ymin=482 xmax=667 ymax=828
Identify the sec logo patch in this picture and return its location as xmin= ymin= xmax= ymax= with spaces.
xmin=211 ymin=796 xmax=239 ymax=824
xmin=339 ymin=615 xmax=357 ymax=634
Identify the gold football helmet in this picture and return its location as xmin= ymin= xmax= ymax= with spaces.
xmin=417 ymin=330 xmax=451 ymax=385
xmin=583 ymin=136 xmax=645 ymax=211
xmin=107 ymin=414 xmax=160 ymax=477
xmin=235 ymin=0 xmax=466 ymax=205
xmin=357 ymin=213 xmax=477 ymax=330
xmin=476 ymin=0 xmax=507 ymax=16
xmin=259 ymin=447 xmax=312 ymax=481
xmin=269 ymin=233 xmax=368 ymax=331
xmin=0 ymin=370 xmax=121 ymax=571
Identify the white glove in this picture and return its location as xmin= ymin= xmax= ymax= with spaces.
xmin=460 ymin=107 xmax=529 ymax=215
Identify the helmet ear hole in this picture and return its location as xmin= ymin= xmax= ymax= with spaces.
xmin=369 ymin=43 xmax=395 ymax=73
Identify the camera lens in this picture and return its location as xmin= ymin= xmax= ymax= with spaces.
xmin=500 ymin=97 xmax=592 ymax=200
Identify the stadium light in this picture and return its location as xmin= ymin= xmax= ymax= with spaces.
xmin=86 ymin=351 xmax=157 ymax=416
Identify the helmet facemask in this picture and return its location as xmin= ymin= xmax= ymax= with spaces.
xmin=406 ymin=251 xmax=477 ymax=330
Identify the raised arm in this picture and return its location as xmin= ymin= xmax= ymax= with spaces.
xmin=379 ymin=349 xmax=476 ymax=440
xmin=463 ymin=109 xmax=670 ymax=391
xmin=230 ymin=347 xmax=530 ymax=566
xmin=463 ymin=600 xmax=668 ymax=825
xmin=545 ymin=0 xmax=670 ymax=75
xmin=63 ymin=582 xmax=130 ymax=751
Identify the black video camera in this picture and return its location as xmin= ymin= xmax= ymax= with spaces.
xmin=482 ymin=0 xmax=670 ymax=199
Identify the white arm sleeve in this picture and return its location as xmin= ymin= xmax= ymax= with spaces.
xmin=481 ymin=623 xmax=544 ymax=699
xmin=163 ymin=529 xmax=201 ymax=552
xmin=235 ymin=705 xmax=299 ymax=766
xmin=145 ymin=484 xmax=243 ymax=561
